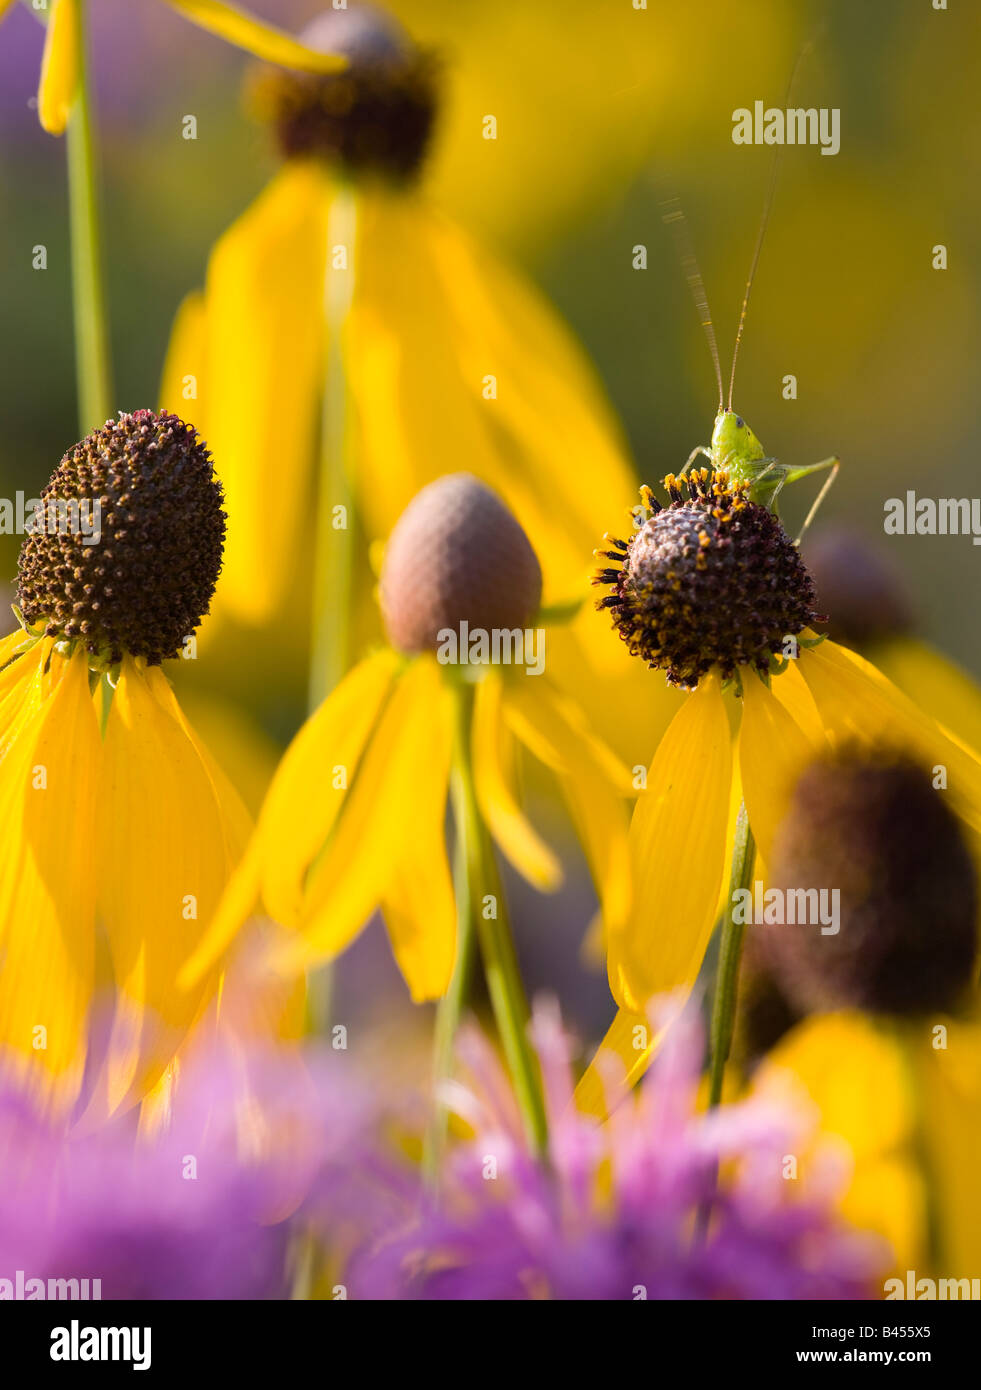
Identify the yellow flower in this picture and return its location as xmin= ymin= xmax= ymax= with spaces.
xmin=182 ymin=474 xmax=632 ymax=1000
xmin=2 ymin=0 xmax=346 ymax=137
xmin=576 ymin=471 xmax=981 ymax=1114
xmin=157 ymin=6 xmax=665 ymax=756
xmin=755 ymin=1011 xmax=981 ymax=1279
xmin=0 ymin=410 xmax=248 ymax=1117
xmin=805 ymin=526 xmax=981 ymax=755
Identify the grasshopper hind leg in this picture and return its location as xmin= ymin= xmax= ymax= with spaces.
xmin=790 ymin=457 xmax=840 ymax=545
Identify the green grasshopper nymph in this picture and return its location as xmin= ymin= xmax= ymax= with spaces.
xmin=662 ymin=185 xmax=840 ymax=542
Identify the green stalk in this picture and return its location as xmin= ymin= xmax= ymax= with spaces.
xmin=447 ymin=680 xmax=548 ymax=1155
xmin=422 ymin=682 xmax=479 ymax=1183
xmin=707 ymin=800 xmax=755 ymax=1109
xmin=66 ymin=0 xmax=113 ymax=435
xmin=304 ymin=185 xmax=359 ymax=1035
xmin=308 ymin=182 xmax=358 ymax=712
xmin=696 ymin=800 xmax=755 ymax=1240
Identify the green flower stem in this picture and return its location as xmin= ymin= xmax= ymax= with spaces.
xmin=422 ymin=681 xmax=480 ymax=1183
xmin=66 ymin=0 xmax=113 ymax=435
xmin=707 ymin=800 xmax=756 ymax=1109
xmin=304 ymin=185 xmax=359 ymax=1034
xmin=696 ymin=799 xmax=755 ymax=1241
xmin=433 ymin=678 xmax=548 ymax=1159
xmin=308 ymin=181 xmax=358 ymax=713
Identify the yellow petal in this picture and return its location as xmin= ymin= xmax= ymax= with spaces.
xmin=94 ymin=658 xmax=239 ymax=1114
xmin=799 ymin=638 xmax=981 ymax=839
xmin=503 ymin=676 xmax=632 ymax=929
xmin=768 ymin=653 xmax=826 ymax=745
xmin=38 ymin=0 xmax=79 ymax=136
xmin=279 ymin=658 xmax=450 ymax=975
xmin=158 ymin=290 xmax=207 ymax=421
xmin=0 ymin=649 xmax=99 ymax=1113
xmin=608 ymin=674 xmax=732 ymax=1010
xmin=472 ymin=671 xmax=562 ymax=892
xmin=873 ymin=635 xmax=981 ymax=757
xmin=755 ymin=1012 xmax=923 ymax=1267
xmin=202 ymin=162 xmax=328 ymax=623
xmin=573 ymin=1006 xmax=667 ymax=1121
xmin=738 ymin=671 xmax=818 ymax=868
xmin=166 ymin=0 xmax=347 ymax=72
xmin=350 ymin=192 xmax=638 ymax=602
xmin=379 ymin=683 xmax=456 ymax=1001
xmin=917 ymin=1016 xmax=981 ymax=1270
xmin=181 ymin=649 xmax=398 ymax=985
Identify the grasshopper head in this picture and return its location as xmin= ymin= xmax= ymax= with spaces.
xmin=712 ymin=408 xmax=765 ymax=470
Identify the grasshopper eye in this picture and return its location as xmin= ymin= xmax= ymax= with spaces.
xmin=736 ymin=417 xmax=744 ymax=428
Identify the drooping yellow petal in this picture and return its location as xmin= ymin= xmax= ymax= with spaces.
xmin=472 ymin=671 xmax=562 ymax=892
xmin=279 ymin=657 xmax=450 ymax=977
xmin=738 ymin=671 xmax=818 ymax=869
xmin=0 ymin=649 xmax=99 ymax=1113
xmin=873 ymin=635 xmax=981 ymax=757
xmin=94 ymin=658 xmax=241 ymax=1114
xmin=158 ymin=290 xmax=207 ymax=421
xmin=573 ymin=1006 xmax=668 ymax=1121
xmin=379 ymin=680 xmax=456 ymax=1001
xmin=767 ymin=653 xmax=826 ymax=746
xmin=799 ymin=638 xmax=981 ymax=838
xmin=180 ymin=649 xmax=398 ymax=986
xmin=755 ymin=1012 xmax=923 ymax=1269
xmin=166 ymin=0 xmax=347 ymax=72
xmin=37 ymin=0 xmax=79 ymax=135
xmin=607 ymin=673 xmax=732 ymax=1011
xmin=916 ymin=1015 xmax=981 ymax=1270
xmin=350 ymin=191 xmax=637 ymax=603
xmin=202 ymin=162 xmax=328 ymax=623
xmin=0 ymin=642 xmax=52 ymax=749
xmin=503 ymin=676 xmax=632 ymax=931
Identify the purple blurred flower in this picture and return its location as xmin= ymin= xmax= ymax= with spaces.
xmin=0 ymin=1037 xmax=374 ymax=1301
xmin=344 ymin=1000 xmax=888 ymax=1300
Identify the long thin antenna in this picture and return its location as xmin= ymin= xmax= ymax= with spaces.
xmin=660 ymin=195 xmax=724 ymax=413
xmin=727 ymin=37 xmax=815 ymax=410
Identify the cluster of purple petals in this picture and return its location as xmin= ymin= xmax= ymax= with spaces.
xmin=0 ymin=1039 xmax=374 ymax=1301
xmin=342 ymin=1002 xmax=886 ymax=1300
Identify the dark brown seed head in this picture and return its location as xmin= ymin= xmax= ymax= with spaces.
xmin=758 ymin=750 xmax=979 ymax=1017
xmin=17 ymin=410 xmax=225 ymax=667
xmin=380 ymin=474 xmax=542 ymax=655
xmin=250 ymin=5 xmax=439 ymax=182
xmin=595 ymin=470 xmax=821 ymax=689
xmin=804 ymin=527 xmax=915 ymax=648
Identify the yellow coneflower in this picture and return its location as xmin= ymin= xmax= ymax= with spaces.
xmin=183 ymin=474 xmax=632 ymax=1147
xmin=2 ymin=0 xmax=346 ymax=137
xmin=805 ymin=525 xmax=981 ymax=755
xmin=577 ymin=469 xmax=981 ymax=1112
xmin=156 ymin=3 xmax=673 ymax=767
xmin=185 ymin=473 xmax=631 ymax=996
xmin=750 ymin=749 xmax=981 ymax=1278
xmin=0 ymin=409 xmax=248 ymax=1118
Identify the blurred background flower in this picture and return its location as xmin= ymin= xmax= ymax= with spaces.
xmin=1 ymin=0 xmax=978 ymax=1144
xmin=341 ymin=1000 xmax=887 ymax=1299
